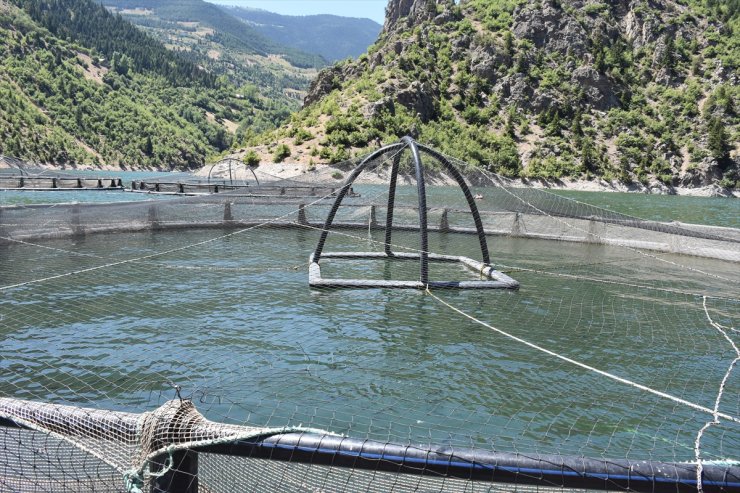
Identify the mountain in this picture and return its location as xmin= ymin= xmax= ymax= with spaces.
xmin=103 ymin=0 xmax=326 ymax=69
xmin=0 ymin=0 xmax=295 ymax=168
xmin=102 ymin=0 xmax=326 ymax=108
xmin=263 ymin=0 xmax=739 ymax=189
xmin=221 ymin=6 xmax=382 ymax=62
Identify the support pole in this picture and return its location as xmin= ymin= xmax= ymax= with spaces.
xmin=148 ymin=204 xmax=160 ymax=229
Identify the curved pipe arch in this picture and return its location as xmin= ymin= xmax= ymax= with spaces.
xmin=311 ymin=137 xmax=494 ymax=287
xmin=312 ymin=142 xmax=407 ymax=262
xmin=207 ymin=159 xmax=260 ymax=187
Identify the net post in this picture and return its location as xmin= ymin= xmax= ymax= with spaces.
xmin=369 ymin=205 xmax=377 ymax=228
xmin=52 ymin=177 xmax=58 ymax=189
xmin=298 ymin=204 xmax=308 ymax=225
xmin=511 ymin=212 xmax=522 ymax=236
xmin=223 ymin=202 xmax=234 ymax=223
xmin=71 ymin=203 xmax=84 ymax=237
xmin=148 ymin=204 xmax=160 ymax=230
xmin=587 ymin=218 xmax=602 ymax=244
xmin=150 ymin=450 xmax=198 ymax=493
xmin=440 ymin=208 xmax=450 ymax=232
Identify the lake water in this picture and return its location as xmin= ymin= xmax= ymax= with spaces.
xmin=0 ymin=176 xmax=737 ymax=465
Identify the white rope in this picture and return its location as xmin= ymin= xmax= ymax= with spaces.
xmin=695 ymin=296 xmax=740 ymax=493
xmin=425 ymin=288 xmax=740 ymax=424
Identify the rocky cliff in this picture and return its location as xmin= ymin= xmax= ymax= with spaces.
xmin=266 ymin=0 xmax=739 ymax=189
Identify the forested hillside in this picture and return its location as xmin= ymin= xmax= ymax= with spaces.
xmin=0 ymin=0 xmax=293 ymax=167
xmin=103 ymin=0 xmax=327 ymax=112
xmin=264 ymin=0 xmax=739 ymax=189
xmin=104 ymin=0 xmax=325 ymax=69
xmin=222 ymin=6 xmax=381 ymax=62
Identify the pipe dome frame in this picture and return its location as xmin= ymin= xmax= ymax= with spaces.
xmin=309 ymin=137 xmax=519 ymax=289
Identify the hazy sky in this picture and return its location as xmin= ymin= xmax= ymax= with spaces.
xmin=214 ymin=1 xmax=388 ymax=24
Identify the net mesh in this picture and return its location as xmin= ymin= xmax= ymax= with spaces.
xmin=0 ymin=142 xmax=738 ymax=492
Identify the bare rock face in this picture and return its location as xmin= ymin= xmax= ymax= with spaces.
xmin=679 ymin=158 xmax=728 ymax=188
xmin=495 ymin=74 xmax=535 ymax=109
xmin=571 ymin=66 xmax=621 ymax=110
xmin=469 ymin=40 xmax=509 ymax=82
xmin=364 ymin=97 xmax=396 ymax=119
xmin=513 ymin=1 xmax=589 ymax=57
xmin=622 ymin=7 xmax=661 ymax=49
xmin=384 ymin=0 xmax=439 ymax=33
xmin=304 ymin=66 xmax=344 ymax=107
xmin=393 ymin=81 xmax=437 ymax=122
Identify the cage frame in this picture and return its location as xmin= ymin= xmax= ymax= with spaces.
xmin=309 ymin=137 xmax=519 ymax=289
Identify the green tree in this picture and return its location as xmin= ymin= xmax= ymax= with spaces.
xmin=243 ymin=150 xmax=260 ymax=166
xmin=273 ymin=143 xmax=291 ymax=163
xmin=707 ymin=117 xmax=730 ymax=162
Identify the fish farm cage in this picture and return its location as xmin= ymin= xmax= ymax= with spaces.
xmin=0 ymin=159 xmax=124 ymax=191
xmin=129 ymin=157 xmax=358 ymax=197
xmin=0 ymin=139 xmax=738 ymax=492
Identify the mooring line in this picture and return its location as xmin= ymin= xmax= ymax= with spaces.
xmin=425 ymin=288 xmax=740 ymax=424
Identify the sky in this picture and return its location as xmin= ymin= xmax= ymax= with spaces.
xmin=214 ymin=0 xmax=389 ymax=24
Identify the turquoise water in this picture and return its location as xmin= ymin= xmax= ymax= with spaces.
xmin=2 ymin=171 xmax=738 ymax=226
xmin=0 ymin=179 xmax=738 ymax=464
xmin=0 ymin=171 xmax=189 ymax=205
xmin=550 ymin=189 xmax=740 ymax=229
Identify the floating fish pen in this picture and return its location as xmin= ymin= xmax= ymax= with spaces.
xmin=129 ymin=179 xmax=356 ymax=198
xmin=0 ymin=175 xmax=124 ymax=191
xmin=0 ymin=139 xmax=738 ymax=493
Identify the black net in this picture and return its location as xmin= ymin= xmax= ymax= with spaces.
xmin=0 ymin=141 xmax=738 ymax=492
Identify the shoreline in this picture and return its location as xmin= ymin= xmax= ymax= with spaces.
xmin=228 ymin=162 xmax=739 ymax=198
xmin=4 ymin=161 xmax=737 ymax=198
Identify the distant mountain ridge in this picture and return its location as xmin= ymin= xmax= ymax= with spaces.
xmin=220 ymin=6 xmax=381 ymax=62
xmin=103 ymin=0 xmax=325 ymax=68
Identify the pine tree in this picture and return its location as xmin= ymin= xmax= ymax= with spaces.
xmin=707 ymin=117 xmax=729 ymax=162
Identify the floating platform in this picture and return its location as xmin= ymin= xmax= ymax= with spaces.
xmin=0 ymin=175 xmax=124 ymax=191
xmin=129 ymin=180 xmax=357 ymax=198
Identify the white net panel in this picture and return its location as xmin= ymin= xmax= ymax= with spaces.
xmin=0 ymin=141 xmax=738 ymax=492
